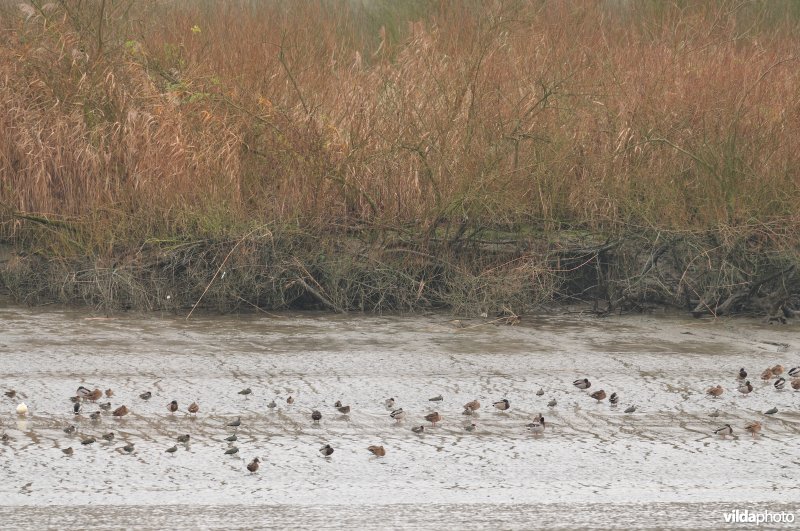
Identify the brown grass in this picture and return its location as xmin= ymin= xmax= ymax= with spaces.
xmin=0 ymin=1 xmax=798 ymax=313
xmin=2 ymin=1 xmax=799 ymax=236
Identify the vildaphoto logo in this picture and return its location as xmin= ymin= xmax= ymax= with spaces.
xmin=723 ymin=509 xmax=795 ymax=525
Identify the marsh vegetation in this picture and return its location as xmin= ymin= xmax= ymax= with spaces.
xmin=0 ymin=1 xmax=798 ymax=315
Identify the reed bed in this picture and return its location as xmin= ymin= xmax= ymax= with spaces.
xmin=0 ymin=1 xmax=798 ymax=314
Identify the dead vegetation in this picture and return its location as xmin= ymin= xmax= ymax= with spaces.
xmin=0 ymin=1 xmax=798 ymax=316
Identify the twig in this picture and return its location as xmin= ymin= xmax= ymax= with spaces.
xmin=186 ymin=228 xmax=257 ymax=320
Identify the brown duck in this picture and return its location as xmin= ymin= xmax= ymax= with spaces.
xmin=425 ymin=411 xmax=442 ymax=427
xmin=368 ymin=445 xmax=386 ymax=457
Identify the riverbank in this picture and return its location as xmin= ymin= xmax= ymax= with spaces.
xmin=1 ymin=223 xmax=798 ymax=319
xmin=1 ymin=2 xmax=798 ymax=317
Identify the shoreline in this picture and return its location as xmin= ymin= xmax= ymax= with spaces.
xmin=1 ymin=227 xmax=797 ymax=320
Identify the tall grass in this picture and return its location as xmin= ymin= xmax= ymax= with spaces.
xmin=0 ymin=0 xmax=798 ymax=287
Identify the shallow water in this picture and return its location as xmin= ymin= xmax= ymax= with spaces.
xmin=1 ymin=307 xmax=799 ymax=529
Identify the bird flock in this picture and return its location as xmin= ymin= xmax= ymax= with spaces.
xmin=705 ymin=364 xmax=800 ymax=438
xmin=3 ymin=362 xmax=797 ymax=472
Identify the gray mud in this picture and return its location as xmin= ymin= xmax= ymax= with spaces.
xmin=1 ymin=307 xmax=798 ymax=529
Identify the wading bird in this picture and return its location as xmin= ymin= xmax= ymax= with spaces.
xmin=573 ymin=378 xmax=591 ymax=390
xmin=368 ymin=445 xmax=386 ymax=457
xmin=706 ymin=385 xmax=724 ymax=398
xmin=493 ymin=399 xmax=510 ymax=411
xmin=425 ymin=411 xmax=442 ymax=427
xmin=590 ymin=390 xmax=607 ymax=402
xmin=714 ymin=424 xmax=732 ymax=438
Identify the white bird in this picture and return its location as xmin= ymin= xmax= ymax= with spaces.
xmin=390 ymin=408 xmax=406 ymax=422
xmin=714 ymin=424 xmax=733 ymax=438
xmin=16 ymin=403 xmax=28 ymax=416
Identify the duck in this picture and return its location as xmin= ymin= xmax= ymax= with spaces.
xmin=4 ymin=390 xmax=16 ymax=399
xmin=227 ymin=417 xmax=242 ymax=427
xmin=87 ymin=388 xmax=102 ymax=402
xmin=527 ymin=416 xmax=546 ymax=435
xmin=1 ymin=433 xmax=10 ymax=442
xmin=535 ymin=388 xmax=545 ymax=396
xmin=63 ymin=425 xmax=76 ymax=434
xmin=547 ymin=399 xmax=557 ymax=408
xmin=425 ymin=411 xmax=442 ymax=427
xmin=105 ymin=389 xmax=114 ymax=398
xmin=764 ymin=407 xmax=778 ymax=415
xmin=122 ymin=443 xmax=135 ymax=453
xmin=774 ymin=378 xmax=786 ymax=390
xmin=771 ymin=364 xmax=784 ymax=376
xmin=81 ymin=436 xmax=96 ymax=445
xmin=101 ymin=432 xmax=114 ymax=442
xmin=744 ymin=421 xmax=762 ymax=437
xmin=139 ymin=391 xmax=152 ymax=400
xmin=590 ymin=390 xmax=607 ymax=402
xmin=177 ymin=434 xmax=190 ymax=443
xmin=367 ymin=445 xmax=386 ymax=457
xmin=62 ymin=447 xmax=74 ymax=456
xmin=98 ymin=402 xmax=112 ymax=411
xmin=238 ymin=388 xmax=252 ymax=397
xmin=738 ymin=368 xmax=747 ymax=380
xmin=73 ymin=402 xmax=81 ymax=415
xmin=463 ymin=399 xmax=480 ymax=412
xmin=188 ymin=402 xmax=199 ymax=415
xmin=411 ymin=425 xmax=425 ymax=434
xmin=319 ymin=444 xmax=334 ymax=457
xmin=225 ymin=434 xmax=238 ymax=443
xmin=247 ymin=457 xmax=260 ymax=473
xmin=166 ymin=445 xmax=178 ymax=454
xmin=429 ymin=394 xmax=443 ymax=402
xmin=760 ymin=369 xmax=773 ymax=381
xmin=112 ymin=405 xmax=129 ymax=417
xmin=573 ymin=378 xmax=591 ymax=390
xmin=16 ymin=402 xmax=28 ymax=416
xmin=167 ymin=400 xmax=178 ymax=414
xmin=464 ymin=423 xmax=477 ymax=432
xmin=77 ymin=386 xmax=92 ymax=399
xmin=706 ymin=385 xmax=724 ymax=398
xmin=624 ymin=405 xmax=636 ymax=413
xmin=337 ymin=405 xmax=351 ymax=414
xmin=267 ymin=400 xmax=277 ymax=410
xmin=390 ymin=408 xmax=406 ymax=422
xmin=737 ymin=381 xmax=753 ymax=395
xmin=788 ymin=367 xmax=800 ymax=377
xmin=714 ymin=424 xmax=733 ymax=438
xmin=286 ymin=396 xmax=294 ymax=405
xmin=792 ymin=378 xmax=800 ymax=390
xmin=609 ymin=392 xmax=619 ymax=406
xmin=493 ymin=399 xmax=510 ymax=411
xmin=225 ymin=446 xmax=239 ymax=455
xmin=334 ymin=400 xmax=343 ymax=408
xmin=384 ymin=398 xmax=395 ymax=409
xmin=89 ymin=411 xmax=101 ymax=421
xmin=311 ymin=410 xmax=322 ymax=423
